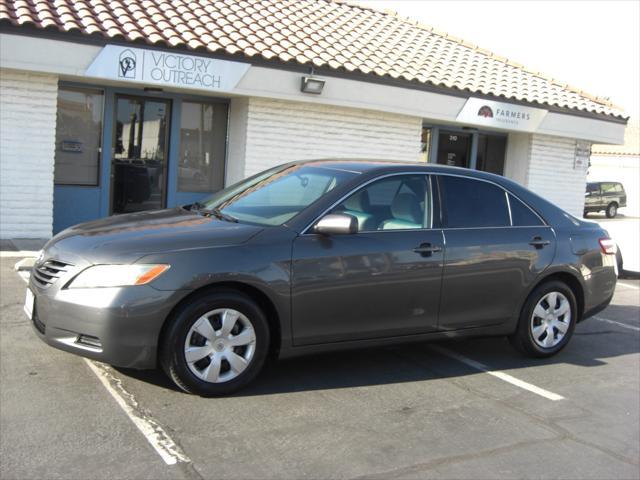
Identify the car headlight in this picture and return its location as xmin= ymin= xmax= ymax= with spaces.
xmin=67 ymin=264 xmax=170 ymax=288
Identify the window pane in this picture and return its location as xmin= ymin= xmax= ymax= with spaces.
xmin=54 ymin=88 xmax=103 ymax=185
xmin=333 ymin=175 xmax=429 ymax=231
xmin=476 ymin=134 xmax=506 ymax=175
xmin=509 ymin=194 xmax=544 ymax=226
xmin=440 ymin=176 xmax=509 ymax=228
xmin=420 ymin=128 xmax=431 ymax=162
xmin=437 ymin=132 xmax=471 ymax=168
xmin=113 ymin=97 xmax=170 ymax=213
xmin=178 ymin=102 xmax=228 ymax=192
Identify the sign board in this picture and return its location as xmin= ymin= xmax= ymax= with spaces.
xmin=574 ymin=141 xmax=591 ymax=170
xmin=85 ymin=45 xmax=250 ymax=92
xmin=456 ymin=97 xmax=547 ymax=132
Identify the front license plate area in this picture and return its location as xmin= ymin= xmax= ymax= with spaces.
xmin=24 ymin=288 xmax=34 ymax=320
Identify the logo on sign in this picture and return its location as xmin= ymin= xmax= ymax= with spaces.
xmin=118 ymin=49 xmax=136 ymax=79
xmin=478 ymin=106 xmax=493 ymax=118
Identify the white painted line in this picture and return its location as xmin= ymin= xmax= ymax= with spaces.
xmin=593 ymin=316 xmax=640 ymax=332
xmin=84 ymin=359 xmax=191 ymax=466
xmin=617 ymin=282 xmax=640 ymax=291
xmin=430 ymin=345 xmax=565 ymax=401
xmin=0 ymin=251 xmax=40 ymax=258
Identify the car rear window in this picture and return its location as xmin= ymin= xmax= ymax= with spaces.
xmin=439 ymin=176 xmax=510 ymax=228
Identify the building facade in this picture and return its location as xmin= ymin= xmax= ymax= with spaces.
xmin=0 ymin=1 xmax=627 ymax=239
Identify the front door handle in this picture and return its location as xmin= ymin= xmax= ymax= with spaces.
xmin=414 ymin=243 xmax=442 ymax=256
xmin=529 ymin=236 xmax=551 ymax=249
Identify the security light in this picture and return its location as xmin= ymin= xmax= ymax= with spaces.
xmin=300 ymin=76 xmax=325 ymax=94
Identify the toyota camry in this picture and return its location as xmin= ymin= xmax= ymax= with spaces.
xmin=25 ymin=160 xmax=618 ymax=395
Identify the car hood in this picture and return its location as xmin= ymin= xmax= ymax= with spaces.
xmin=43 ymin=208 xmax=264 ymax=265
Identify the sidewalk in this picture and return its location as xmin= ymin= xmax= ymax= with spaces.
xmin=0 ymin=239 xmax=46 ymax=257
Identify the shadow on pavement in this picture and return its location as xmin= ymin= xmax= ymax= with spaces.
xmin=115 ymin=298 xmax=640 ymax=397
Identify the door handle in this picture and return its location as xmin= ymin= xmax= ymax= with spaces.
xmin=414 ymin=243 xmax=442 ymax=256
xmin=529 ymin=236 xmax=551 ymax=249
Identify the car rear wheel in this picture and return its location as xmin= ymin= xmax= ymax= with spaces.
xmin=606 ymin=202 xmax=618 ymax=218
xmin=509 ymin=280 xmax=577 ymax=358
xmin=160 ymin=290 xmax=270 ymax=396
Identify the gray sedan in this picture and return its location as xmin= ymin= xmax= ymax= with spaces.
xmin=26 ymin=160 xmax=618 ymax=395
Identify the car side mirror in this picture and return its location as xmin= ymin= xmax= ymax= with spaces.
xmin=313 ymin=213 xmax=358 ymax=235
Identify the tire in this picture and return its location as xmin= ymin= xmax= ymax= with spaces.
xmin=160 ymin=289 xmax=270 ymax=396
xmin=509 ymin=280 xmax=577 ymax=358
xmin=583 ymin=210 xmax=588 ymax=218
xmin=605 ymin=202 xmax=618 ymax=218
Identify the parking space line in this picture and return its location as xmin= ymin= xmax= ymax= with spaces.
xmin=84 ymin=359 xmax=191 ymax=466
xmin=617 ymin=282 xmax=639 ymax=290
xmin=593 ymin=316 xmax=640 ymax=332
xmin=429 ymin=345 xmax=565 ymax=401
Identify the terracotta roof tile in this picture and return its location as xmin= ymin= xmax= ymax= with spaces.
xmin=0 ymin=0 xmax=625 ymax=118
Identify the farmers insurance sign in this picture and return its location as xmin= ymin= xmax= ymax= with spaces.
xmin=456 ymin=97 xmax=547 ymax=132
xmin=85 ymin=45 xmax=250 ymax=91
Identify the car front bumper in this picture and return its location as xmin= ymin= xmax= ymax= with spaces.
xmin=28 ymin=280 xmax=183 ymax=369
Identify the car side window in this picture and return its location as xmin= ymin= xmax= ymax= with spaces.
xmin=332 ymin=175 xmax=430 ymax=231
xmin=601 ymin=183 xmax=615 ymax=193
xmin=439 ymin=176 xmax=510 ymax=228
xmin=587 ymin=183 xmax=599 ymax=194
xmin=508 ymin=194 xmax=544 ymax=226
xmin=614 ymin=183 xmax=623 ymax=193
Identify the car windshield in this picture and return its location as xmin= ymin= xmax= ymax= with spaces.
xmin=197 ymin=164 xmax=359 ymax=226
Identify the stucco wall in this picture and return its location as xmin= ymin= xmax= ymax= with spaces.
xmin=242 ymin=97 xmax=422 ymax=177
xmin=0 ymin=69 xmax=57 ymax=239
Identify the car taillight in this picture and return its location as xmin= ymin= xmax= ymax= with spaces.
xmin=599 ymin=238 xmax=617 ymax=255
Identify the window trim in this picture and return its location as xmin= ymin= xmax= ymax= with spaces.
xmin=301 ymin=172 xmax=434 ymax=235
xmin=54 ymin=86 xmax=105 ymax=187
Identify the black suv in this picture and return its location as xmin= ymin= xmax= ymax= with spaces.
xmin=584 ymin=181 xmax=627 ymax=218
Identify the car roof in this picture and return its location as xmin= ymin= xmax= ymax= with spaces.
xmin=291 ymin=158 xmax=487 ymax=176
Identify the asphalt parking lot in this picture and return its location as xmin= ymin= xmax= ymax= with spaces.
xmin=1 ymin=257 xmax=639 ymax=480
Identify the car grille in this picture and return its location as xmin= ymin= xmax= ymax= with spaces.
xmin=32 ymin=260 xmax=74 ymax=288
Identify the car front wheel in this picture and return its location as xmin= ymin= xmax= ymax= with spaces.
xmin=606 ymin=202 xmax=618 ymax=218
xmin=160 ymin=290 xmax=270 ymax=396
xmin=509 ymin=281 xmax=577 ymax=358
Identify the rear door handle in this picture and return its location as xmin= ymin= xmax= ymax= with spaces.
xmin=414 ymin=243 xmax=442 ymax=256
xmin=529 ymin=236 xmax=551 ymax=249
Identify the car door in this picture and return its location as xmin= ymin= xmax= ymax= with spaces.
xmin=291 ymin=174 xmax=444 ymax=346
xmin=600 ymin=182 xmax=614 ymax=207
xmin=585 ymin=183 xmax=601 ymax=210
xmin=436 ymin=175 xmax=556 ymax=330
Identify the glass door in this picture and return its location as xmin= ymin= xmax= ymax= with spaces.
xmin=437 ymin=132 xmax=471 ymax=168
xmin=112 ymin=96 xmax=171 ymax=214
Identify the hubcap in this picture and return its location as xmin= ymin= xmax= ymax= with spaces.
xmin=530 ymin=291 xmax=571 ymax=348
xmin=184 ymin=308 xmax=256 ymax=383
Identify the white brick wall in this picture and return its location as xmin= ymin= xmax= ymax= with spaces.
xmin=0 ymin=69 xmax=57 ymax=239
xmin=525 ymin=134 xmax=587 ymax=217
xmin=242 ymin=97 xmax=422 ymax=177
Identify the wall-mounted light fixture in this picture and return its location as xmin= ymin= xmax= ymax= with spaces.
xmin=300 ymin=75 xmax=325 ymax=94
